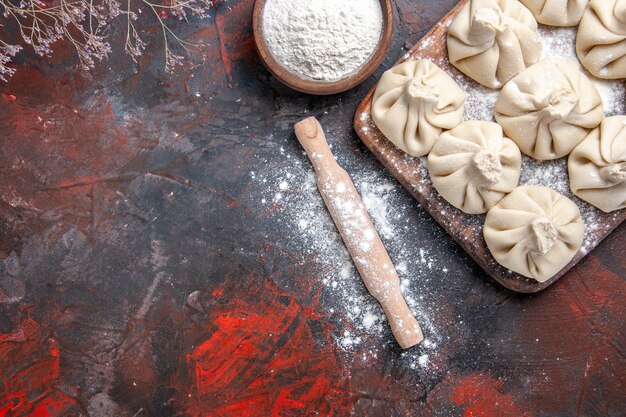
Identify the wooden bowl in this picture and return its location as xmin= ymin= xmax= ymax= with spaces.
xmin=252 ymin=0 xmax=394 ymax=95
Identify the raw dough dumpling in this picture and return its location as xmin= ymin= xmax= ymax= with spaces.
xmin=427 ymin=121 xmax=522 ymax=214
xmin=483 ymin=185 xmax=585 ymax=282
xmin=519 ymin=0 xmax=588 ymax=26
xmin=576 ymin=0 xmax=626 ymax=79
xmin=568 ymin=116 xmax=626 ymax=212
xmin=372 ymin=60 xmax=466 ymax=157
xmin=447 ymin=0 xmax=542 ymax=89
xmin=494 ymin=59 xmax=603 ymax=160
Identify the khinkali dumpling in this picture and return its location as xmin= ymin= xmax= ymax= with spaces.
xmin=494 ymin=59 xmax=603 ymax=160
xmin=427 ymin=121 xmax=522 ymax=214
xmin=372 ymin=60 xmax=466 ymax=156
xmin=483 ymin=185 xmax=585 ymax=282
xmin=576 ymin=0 xmax=626 ymax=79
xmin=519 ymin=0 xmax=589 ymax=26
xmin=568 ymin=116 xmax=626 ymax=212
xmin=447 ymin=0 xmax=542 ymax=89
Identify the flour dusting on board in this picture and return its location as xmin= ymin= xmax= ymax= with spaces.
xmin=539 ymin=27 xmax=625 ymax=116
xmin=446 ymin=26 xmax=625 ymax=122
xmin=452 ymin=26 xmax=624 ymax=259
xmin=355 ymin=23 xmax=625 ymax=275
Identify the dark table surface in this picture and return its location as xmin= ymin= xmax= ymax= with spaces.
xmin=1 ymin=1 xmax=625 ymax=416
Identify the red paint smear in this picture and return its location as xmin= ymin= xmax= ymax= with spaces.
xmin=0 ymin=318 xmax=79 ymax=416
xmin=2 ymin=93 xmax=16 ymax=102
xmin=451 ymin=373 xmax=533 ymax=417
xmin=215 ymin=1 xmax=255 ymax=87
xmin=181 ymin=277 xmax=349 ymax=416
xmin=1 ymin=69 xmax=154 ymax=249
xmin=212 ymin=286 xmax=225 ymax=298
xmin=521 ymin=256 xmax=626 ymax=415
xmin=557 ymin=256 xmax=621 ymax=318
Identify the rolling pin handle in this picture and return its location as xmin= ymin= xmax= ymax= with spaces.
xmin=382 ymin=293 xmax=424 ymax=349
xmin=296 ymin=116 xmax=320 ymax=139
xmin=294 ymin=117 xmax=336 ymax=174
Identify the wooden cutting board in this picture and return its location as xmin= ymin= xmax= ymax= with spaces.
xmin=353 ymin=0 xmax=626 ymax=293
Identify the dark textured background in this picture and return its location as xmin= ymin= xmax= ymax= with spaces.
xmin=1 ymin=0 xmax=624 ymax=416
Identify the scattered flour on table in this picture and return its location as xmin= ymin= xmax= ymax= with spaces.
xmin=251 ymin=146 xmax=443 ymax=367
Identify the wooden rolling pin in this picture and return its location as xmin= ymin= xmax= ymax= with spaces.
xmin=294 ymin=117 xmax=423 ymax=349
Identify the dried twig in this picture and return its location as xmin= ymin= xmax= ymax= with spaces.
xmin=0 ymin=0 xmax=213 ymax=81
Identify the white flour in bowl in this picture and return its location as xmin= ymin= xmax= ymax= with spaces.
xmin=262 ymin=0 xmax=383 ymax=81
